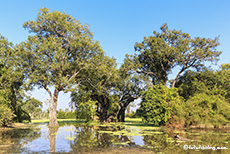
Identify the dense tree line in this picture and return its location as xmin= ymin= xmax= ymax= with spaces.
xmin=1 ymin=7 xmax=229 ymax=127
xmin=0 ymin=35 xmax=42 ymax=126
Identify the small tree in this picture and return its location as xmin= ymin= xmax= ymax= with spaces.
xmin=22 ymin=97 xmax=43 ymax=119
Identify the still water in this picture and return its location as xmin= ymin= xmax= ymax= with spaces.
xmin=0 ymin=121 xmax=230 ymax=154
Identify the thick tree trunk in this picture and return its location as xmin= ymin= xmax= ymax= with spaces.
xmin=117 ymin=108 xmax=125 ymax=122
xmin=49 ymin=89 xmax=59 ymax=127
xmin=117 ymin=97 xmax=136 ymax=122
xmin=99 ymin=110 xmax=107 ymax=123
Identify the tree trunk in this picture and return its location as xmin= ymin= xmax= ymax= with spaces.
xmin=117 ymin=108 xmax=125 ymax=122
xmin=171 ymin=69 xmax=184 ymax=88
xmin=49 ymin=89 xmax=59 ymax=127
xmin=99 ymin=108 xmax=108 ymax=123
xmin=117 ymin=97 xmax=136 ymax=122
xmin=119 ymin=109 xmax=125 ymax=122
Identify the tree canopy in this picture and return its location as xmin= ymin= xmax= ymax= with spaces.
xmin=0 ymin=34 xmax=32 ymax=125
xmin=134 ymin=23 xmax=222 ymax=87
xmin=14 ymin=7 xmax=102 ymax=127
xmin=0 ymin=8 xmax=229 ymax=128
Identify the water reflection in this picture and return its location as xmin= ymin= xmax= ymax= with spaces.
xmin=0 ymin=122 xmax=230 ymax=153
xmin=0 ymin=126 xmax=41 ymax=153
xmin=68 ymin=125 xmax=139 ymax=153
xmin=49 ymin=127 xmax=58 ymax=153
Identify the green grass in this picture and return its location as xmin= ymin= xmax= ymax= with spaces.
xmin=31 ymin=119 xmax=84 ymax=123
xmin=124 ymin=117 xmax=159 ymax=128
xmin=124 ymin=117 xmax=142 ymax=122
xmin=29 ymin=118 xmax=160 ymax=130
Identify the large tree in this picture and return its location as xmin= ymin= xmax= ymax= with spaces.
xmin=116 ymin=56 xmax=150 ymax=122
xmin=15 ymin=8 xmax=101 ymax=127
xmin=134 ymin=23 xmax=222 ymax=87
xmin=72 ymin=52 xmax=120 ymax=122
xmin=71 ymin=54 xmax=149 ymax=122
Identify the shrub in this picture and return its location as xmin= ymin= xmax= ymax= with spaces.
xmin=76 ymin=100 xmax=97 ymax=122
xmin=0 ymin=103 xmax=15 ymax=126
xmin=183 ymin=93 xmax=230 ymax=126
xmin=57 ymin=109 xmax=76 ymax=119
xmin=125 ymin=111 xmax=136 ymax=118
xmin=140 ymin=85 xmax=184 ymax=126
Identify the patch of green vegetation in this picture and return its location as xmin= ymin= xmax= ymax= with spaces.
xmin=187 ymin=132 xmax=201 ymax=135
xmin=113 ymin=142 xmax=127 ymax=145
xmin=97 ymin=130 xmax=113 ymax=134
xmin=65 ymin=136 xmax=76 ymax=141
xmin=64 ymin=129 xmax=75 ymax=131
xmin=96 ymin=124 xmax=163 ymax=137
xmin=125 ymin=117 xmax=142 ymax=122
xmin=30 ymin=119 xmax=84 ymax=123
xmin=138 ymin=126 xmax=160 ymax=130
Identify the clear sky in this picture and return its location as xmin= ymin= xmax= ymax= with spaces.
xmin=1 ymin=0 xmax=229 ymax=111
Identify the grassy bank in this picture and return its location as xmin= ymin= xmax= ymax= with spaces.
xmin=30 ymin=118 xmax=142 ymax=124
xmin=26 ymin=118 xmax=230 ymax=130
xmin=30 ymin=119 xmax=85 ymax=123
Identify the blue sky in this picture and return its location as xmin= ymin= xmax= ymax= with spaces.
xmin=1 ymin=0 xmax=230 ymax=111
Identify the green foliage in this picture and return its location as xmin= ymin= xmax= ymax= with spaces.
xmin=57 ymin=109 xmax=76 ymax=119
xmin=175 ymin=66 xmax=230 ymax=126
xmin=131 ymin=108 xmax=143 ymax=118
xmin=13 ymin=7 xmax=102 ymax=127
xmin=15 ymin=7 xmax=101 ymax=92
xmin=133 ymin=23 xmax=221 ymax=87
xmin=71 ymin=53 xmax=148 ymax=122
xmin=0 ymin=103 xmax=15 ymax=126
xmin=125 ymin=111 xmax=136 ymax=118
xmin=0 ymin=34 xmax=29 ymax=125
xmin=71 ymin=54 xmax=120 ymax=122
xmin=176 ymin=67 xmax=230 ymax=101
xmin=21 ymin=97 xmax=43 ymax=119
xmin=183 ymin=93 xmax=230 ymax=126
xmin=0 ymin=35 xmax=15 ymax=126
xmin=140 ymin=85 xmax=184 ymax=126
xmin=75 ymin=100 xmax=97 ymax=122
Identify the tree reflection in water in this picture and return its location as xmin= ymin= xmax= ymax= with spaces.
xmin=0 ymin=127 xmax=41 ymax=153
xmin=1 ymin=122 xmax=230 ymax=153
xmin=48 ymin=127 xmax=59 ymax=153
xmin=70 ymin=125 xmax=137 ymax=153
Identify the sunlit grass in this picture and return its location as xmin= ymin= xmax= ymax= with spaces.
xmin=31 ymin=119 xmax=84 ymax=123
xmin=29 ymin=118 xmax=160 ymax=130
xmin=125 ymin=117 xmax=142 ymax=122
xmin=30 ymin=117 xmax=142 ymax=123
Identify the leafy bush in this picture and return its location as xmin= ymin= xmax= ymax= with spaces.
xmin=0 ymin=103 xmax=15 ymax=126
xmin=57 ymin=109 xmax=76 ymax=119
xmin=0 ymin=88 xmax=15 ymax=126
xmin=176 ymin=70 xmax=230 ymax=126
xmin=140 ymin=85 xmax=184 ymax=126
xmin=183 ymin=93 xmax=230 ymax=126
xmin=128 ymin=108 xmax=143 ymax=118
xmin=125 ymin=111 xmax=136 ymax=118
xmin=76 ymin=100 xmax=97 ymax=122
